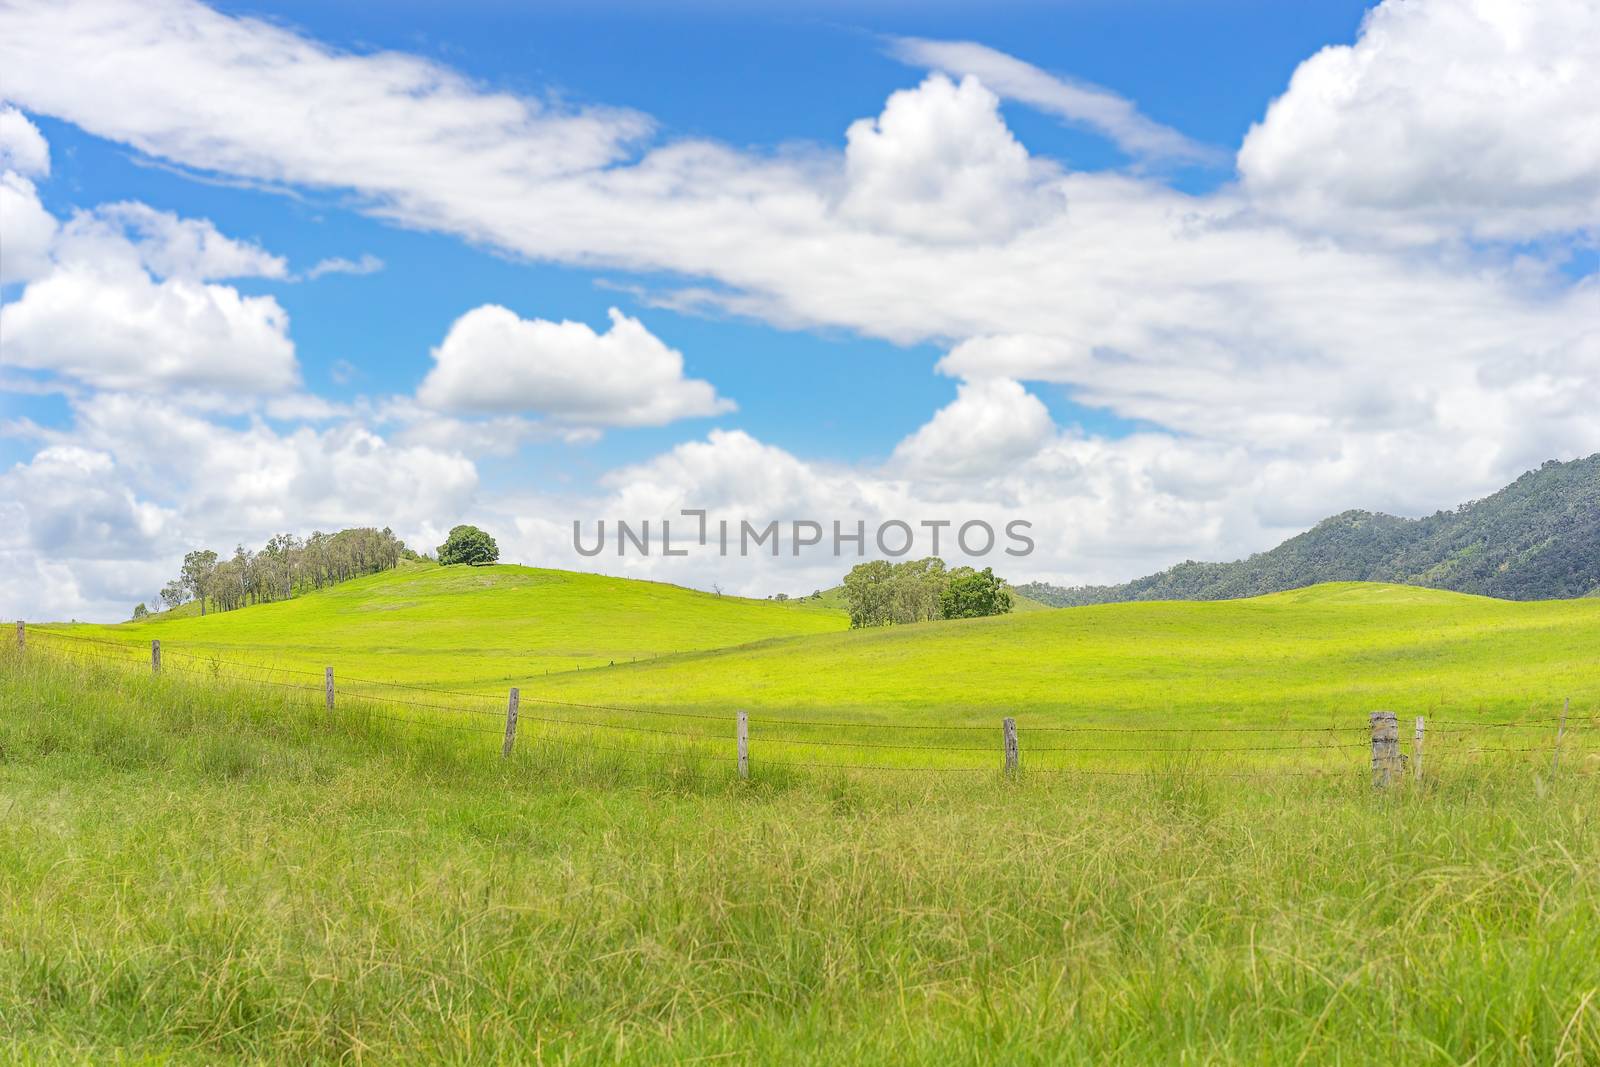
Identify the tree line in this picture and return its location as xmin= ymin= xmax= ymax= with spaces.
xmin=148 ymin=527 xmax=413 ymax=617
xmin=841 ymin=558 xmax=1013 ymax=628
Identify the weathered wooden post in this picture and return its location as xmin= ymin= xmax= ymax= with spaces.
xmin=1003 ymin=717 xmax=1019 ymax=776
xmin=1553 ymin=697 xmax=1570 ymax=773
xmin=737 ymin=711 xmax=749 ymax=779
xmin=151 ymin=639 xmax=161 ymax=675
xmin=325 ymin=667 xmax=335 ymax=711
xmin=14 ymin=620 xmax=23 ymax=651
xmin=1413 ymin=716 xmax=1424 ymax=784
xmin=502 ymin=687 xmax=519 ymax=759
xmin=1370 ymin=711 xmax=1398 ymax=788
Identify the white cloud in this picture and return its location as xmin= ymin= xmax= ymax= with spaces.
xmin=1239 ymin=0 xmax=1600 ymax=242
xmin=63 ymin=394 xmax=480 ymax=534
xmin=1 ymin=0 xmax=1598 ymax=618
xmin=68 ymin=201 xmax=288 ymax=280
xmin=304 ymin=252 xmax=384 ymax=280
xmin=888 ymin=37 xmax=1219 ymax=166
xmin=892 ymin=377 xmax=1054 ymax=478
xmin=489 ymin=426 xmax=1266 ymax=600
xmin=0 ymin=155 xmax=299 ymax=392
xmin=2 ymin=444 xmax=171 ymax=559
xmin=0 ymin=443 xmax=175 ymax=621
xmin=417 ymin=305 xmax=735 ymax=426
xmin=0 ymin=393 xmax=481 ymax=619
xmin=838 ymin=73 xmax=1052 ymax=243
xmin=1 ymin=260 xmax=298 ymax=392
xmin=0 ymin=171 xmax=56 ymax=283
xmin=503 ymin=408 xmax=1600 ymax=603
xmin=262 ymin=393 xmax=353 ymax=422
xmin=0 ymin=0 xmax=651 ymax=198
xmin=0 ymin=104 xmax=50 ymax=176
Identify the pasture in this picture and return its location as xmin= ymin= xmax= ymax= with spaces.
xmin=5 ymin=569 xmax=1600 ymax=1061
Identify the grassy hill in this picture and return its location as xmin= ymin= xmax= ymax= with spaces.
xmin=1023 ymin=453 xmax=1600 ymax=605
xmin=31 ymin=571 xmax=1600 ymax=761
xmin=5 ymin=607 xmax=1600 ymax=1061
xmin=9 ymin=566 xmax=1600 ymax=1060
xmin=518 ymin=581 xmax=1600 ymax=736
xmin=42 ymin=562 xmax=850 ymax=685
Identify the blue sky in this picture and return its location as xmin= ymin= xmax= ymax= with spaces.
xmin=13 ymin=0 xmax=1376 ymax=467
xmin=1 ymin=0 xmax=1596 ymax=619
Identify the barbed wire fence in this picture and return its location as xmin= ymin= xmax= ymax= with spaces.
xmin=11 ymin=621 xmax=1594 ymax=785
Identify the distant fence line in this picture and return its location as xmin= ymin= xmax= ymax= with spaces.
xmin=11 ymin=621 xmax=1592 ymax=785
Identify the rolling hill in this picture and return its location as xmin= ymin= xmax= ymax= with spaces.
xmin=7 ymin=620 xmax=1600 ymax=1062
xmin=35 ymin=567 xmax=1600 ymax=734
xmin=1022 ymin=454 xmax=1600 ymax=606
xmin=515 ymin=581 xmax=1600 ymax=728
xmin=39 ymin=562 xmax=849 ymax=686
xmin=12 ymin=563 xmax=1600 ymax=1060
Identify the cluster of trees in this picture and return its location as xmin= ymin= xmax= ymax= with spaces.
xmin=841 ymin=558 xmax=1013 ymax=628
xmin=1023 ymin=454 xmax=1600 ymax=606
xmin=154 ymin=527 xmax=412 ymax=617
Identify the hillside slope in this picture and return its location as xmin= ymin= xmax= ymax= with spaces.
xmin=522 ymin=582 xmax=1600 ymax=724
xmin=42 ymin=563 xmax=849 ymax=683
xmin=36 ymin=573 xmax=1600 ymax=724
xmin=1023 ymin=454 xmax=1600 ymax=605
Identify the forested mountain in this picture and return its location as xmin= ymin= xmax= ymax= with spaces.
xmin=1022 ymin=455 xmax=1600 ymax=606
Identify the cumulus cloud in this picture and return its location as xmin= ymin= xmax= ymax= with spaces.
xmin=892 ymin=377 xmax=1055 ymax=478
xmin=489 ymin=426 xmax=1277 ymax=600
xmin=0 ymin=171 xmax=56 ymax=283
xmin=1239 ymin=0 xmax=1600 ymax=241
xmin=1 ymin=259 xmax=298 ymax=392
xmin=418 ymin=305 xmax=735 ymax=426
xmin=1 ymin=0 xmax=1598 ymax=617
xmin=0 ymin=393 xmax=481 ymax=619
xmin=839 ymin=73 xmax=1052 ymax=243
xmin=0 ymin=104 xmax=50 ymax=176
xmin=2 ymin=444 xmax=172 ymax=560
xmin=888 ymin=37 xmax=1220 ymax=166
xmin=0 ymin=136 xmax=299 ymax=392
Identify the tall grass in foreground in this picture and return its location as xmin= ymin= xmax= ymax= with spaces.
xmin=2 ymin=647 xmax=1599 ymax=1064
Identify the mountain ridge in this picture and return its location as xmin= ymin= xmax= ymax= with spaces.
xmin=1022 ymin=454 xmax=1600 ymax=606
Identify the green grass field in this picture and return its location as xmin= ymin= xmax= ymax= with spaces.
xmin=47 ymin=562 xmax=849 ymax=681
xmin=2 ymin=647 xmax=1599 ymax=1062
xmin=6 ymin=567 xmax=1600 ymax=1061
xmin=31 ymin=568 xmax=1600 ymax=774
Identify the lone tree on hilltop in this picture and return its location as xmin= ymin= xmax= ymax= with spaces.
xmin=438 ymin=524 xmax=500 ymax=566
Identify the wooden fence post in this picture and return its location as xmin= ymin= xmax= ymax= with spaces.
xmin=151 ymin=639 xmax=161 ymax=675
xmin=1413 ymin=716 xmax=1424 ymax=784
xmin=737 ymin=711 xmax=749 ymax=779
xmin=325 ymin=667 xmax=335 ymax=711
xmin=1370 ymin=711 xmax=1398 ymax=789
xmin=502 ymin=688 xmax=519 ymax=759
xmin=1003 ymin=717 xmax=1019 ymax=776
xmin=1553 ymin=697 xmax=1569 ymax=773
xmin=14 ymin=620 xmax=22 ymax=651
